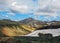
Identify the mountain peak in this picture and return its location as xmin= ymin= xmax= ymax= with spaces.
xmin=20 ymin=18 xmax=35 ymax=23
xmin=24 ymin=18 xmax=34 ymax=20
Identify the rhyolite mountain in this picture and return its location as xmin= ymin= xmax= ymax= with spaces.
xmin=0 ymin=19 xmax=36 ymax=36
xmin=20 ymin=18 xmax=47 ymax=28
xmin=20 ymin=18 xmax=60 ymax=29
xmin=0 ymin=18 xmax=60 ymax=36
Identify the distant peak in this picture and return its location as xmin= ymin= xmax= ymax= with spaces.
xmin=22 ymin=18 xmax=35 ymax=21
xmin=2 ymin=19 xmax=11 ymax=21
xmin=26 ymin=18 xmax=34 ymax=19
xmin=26 ymin=18 xmax=34 ymax=20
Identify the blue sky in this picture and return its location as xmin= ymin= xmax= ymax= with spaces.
xmin=0 ymin=0 xmax=60 ymax=21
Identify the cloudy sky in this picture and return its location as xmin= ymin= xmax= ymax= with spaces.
xmin=0 ymin=0 xmax=60 ymax=21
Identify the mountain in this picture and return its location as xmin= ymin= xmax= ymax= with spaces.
xmin=20 ymin=18 xmax=46 ymax=24
xmin=0 ymin=19 xmax=35 ymax=36
xmin=41 ymin=21 xmax=60 ymax=29
xmin=20 ymin=18 xmax=47 ymax=28
xmin=20 ymin=18 xmax=60 ymax=29
xmin=0 ymin=18 xmax=60 ymax=37
xmin=46 ymin=21 xmax=60 ymax=26
xmin=0 ymin=19 xmax=19 ymax=25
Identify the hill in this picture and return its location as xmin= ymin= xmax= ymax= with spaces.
xmin=0 ymin=19 xmax=35 ymax=36
xmin=20 ymin=18 xmax=47 ymax=29
xmin=0 ymin=18 xmax=60 ymax=36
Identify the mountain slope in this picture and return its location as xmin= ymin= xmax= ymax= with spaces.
xmin=20 ymin=18 xmax=47 ymax=28
xmin=0 ymin=18 xmax=60 ymax=36
xmin=0 ymin=19 xmax=35 ymax=36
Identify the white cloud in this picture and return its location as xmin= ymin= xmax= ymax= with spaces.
xmin=0 ymin=0 xmax=8 ymax=10
xmin=10 ymin=0 xmax=60 ymax=18
xmin=34 ymin=0 xmax=60 ymax=18
xmin=0 ymin=0 xmax=60 ymax=19
xmin=11 ymin=2 xmax=29 ymax=13
xmin=11 ymin=2 xmax=16 ymax=6
xmin=37 ymin=0 xmax=60 ymax=11
xmin=7 ymin=13 xmax=16 ymax=16
xmin=10 ymin=0 xmax=35 ymax=14
xmin=38 ymin=0 xmax=51 ymax=9
xmin=34 ymin=10 xmax=58 ymax=17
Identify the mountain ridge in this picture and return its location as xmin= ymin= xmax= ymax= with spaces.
xmin=0 ymin=18 xmax=60 ymax=36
